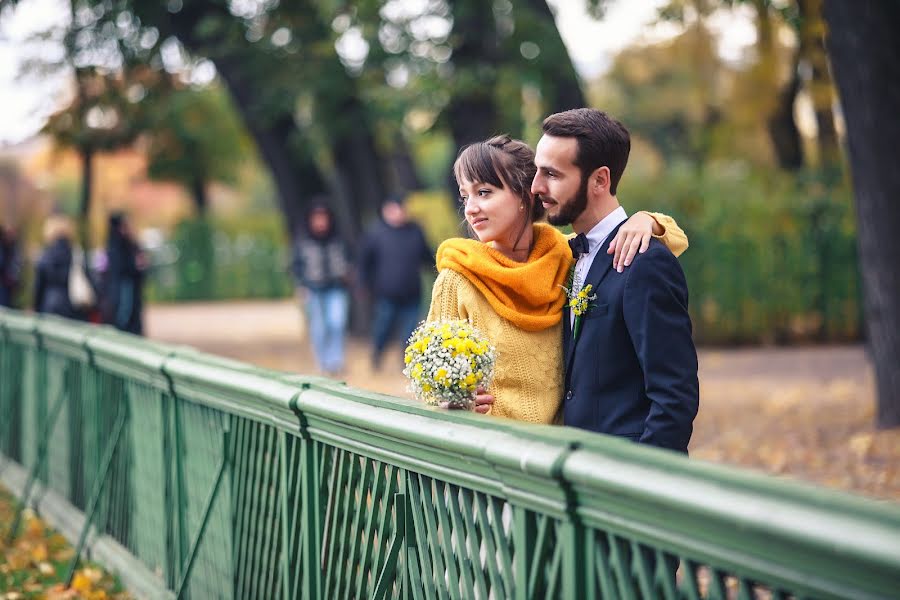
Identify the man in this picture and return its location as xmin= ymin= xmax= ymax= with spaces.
xmin=532 ymin=108 xmax=698 ymax=453
xmin=358 ymin=195 xmax=433 ymax=370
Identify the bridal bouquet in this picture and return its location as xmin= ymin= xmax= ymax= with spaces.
xmin=403 ymin=319 xmax=496 ymax=410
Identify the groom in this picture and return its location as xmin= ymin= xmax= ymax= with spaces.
xmin=533 ymin=108 xmax=699 ymax=453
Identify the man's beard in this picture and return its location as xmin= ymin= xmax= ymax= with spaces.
xmin=546 ymin=175 xmax=589 ymax=226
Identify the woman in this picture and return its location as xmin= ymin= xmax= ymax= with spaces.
xmin=291 ymin=202 xmax=351 ymax=376
xmin=34 ymin=215 xmax=80 ymax=319
xmin=427 ymin=135 xmax=687 ymax=424
xmin=103 ymin=212 xmax=146 ymax=335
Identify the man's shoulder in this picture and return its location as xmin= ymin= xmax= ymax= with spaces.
xmin=631 ymin=238 xmax=680 ymax=270
xmin=619 ymin=239 xmax=683 ymax=288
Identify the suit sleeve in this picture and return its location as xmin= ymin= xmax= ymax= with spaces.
xmin=642 ymin=211 xmax=689 ymax=257
xmin=622 ymin=245 xmax=699 ymax=452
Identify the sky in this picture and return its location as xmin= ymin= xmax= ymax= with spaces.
xmin=0 ymin=0 xmax=756 ymax=147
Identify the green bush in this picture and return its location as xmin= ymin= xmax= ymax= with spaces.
xmin=620 ymin=163 xmax=861 ymax=344
xmin=146 ymin=215 xmax=293 ymax=302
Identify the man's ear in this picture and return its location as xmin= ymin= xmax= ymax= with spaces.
xmin=589 ymin=166 xmax=611 ymax=195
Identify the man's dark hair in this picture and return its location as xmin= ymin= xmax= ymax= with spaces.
xmin=541 ymin=108 xmax=631 ymax=195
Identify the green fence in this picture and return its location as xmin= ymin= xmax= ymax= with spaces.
xmin=1 ymin=309 xmax=898 ymax=599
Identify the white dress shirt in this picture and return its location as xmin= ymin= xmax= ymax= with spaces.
xmin=571 ymin=206 xmax=628 ymax=328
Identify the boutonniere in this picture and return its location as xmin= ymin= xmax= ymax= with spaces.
xmin=562 ymin=268 xmax=597 ymax=341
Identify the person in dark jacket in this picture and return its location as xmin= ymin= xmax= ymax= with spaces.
xmin=103 ymin=212 xmax=146 ymax=335
xmin=358 ymin=196 xmax=434 ymax=370
xmin=33 ymin=215 xmax=79 ymax=319
xmin=0 ymin=224 xmax=22 ymax=308
xmin=291 ymin=203 xmax=351 ymax=375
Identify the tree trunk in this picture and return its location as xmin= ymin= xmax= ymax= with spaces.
xmin=191 ymin=177 xmax=207 ymax=217
xmin=798 ymin=0 xmax=840 ymax=165
xmin=151 ymin=2 xmax=385 ymax=242
xmin=78 ymin=147 xmax=93 ymax=249
xmin=389 ymin=132 xmax=424 ymax=193
xmin=444 ymin=0 xmax=501 ymax=203
xmin=823 ymin=0 xmax=900 ymax=428
xmin=296 ymin=0 xmax=388 ymax=238
xmin=524 ymin=0 xmax=586 ymax=112
xmin=767 ymin=55 xmax=805 ymax=170
xmin=327 ymin=93 xmax=388 ymax=237
xmin=213 ymin=62 xmax=325 ymax=239
xmin=755 ymin=0 xmax=804 ymax=170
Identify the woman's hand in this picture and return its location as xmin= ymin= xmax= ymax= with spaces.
xmin=439 ymin=386 xmax=493 ymax=414
xmin=607 ymin=211 xmax=663 ymax=273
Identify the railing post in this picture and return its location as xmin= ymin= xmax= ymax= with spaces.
xmin=296 ymin=408 xmax=323 ymax=600
xmin=512 ymin=506 xmax=535 ymax=600
xmin=561 ymin=518 xmax=588 ymax=600
xmin=401 ymin=470 xmax=416 ymax=600
xmin=278 ymin=430 xmax=293 ymax=600
xmin=172 ymin=387 xmax=189 ymax=587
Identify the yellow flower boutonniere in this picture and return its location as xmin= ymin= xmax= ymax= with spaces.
xmin=562 ymin=269 xmax=598 ymax=341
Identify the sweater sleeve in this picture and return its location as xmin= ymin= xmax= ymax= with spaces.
xmin=427 ymin=269 xmax=467 ymax=322
xmin=642 ymin=211 xmax=689 ymax=257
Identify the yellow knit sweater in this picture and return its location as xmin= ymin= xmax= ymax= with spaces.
xmin=428 ymin=213 xmax=687 ymax=424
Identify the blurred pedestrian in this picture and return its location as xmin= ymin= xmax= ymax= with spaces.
xmin=103 ymin=212 xmax=147 ymax=335
xmin=291 ymin=202 xmax=351 ymax=376
xmin=0 ymin=224 xmax=22 ymax=308
xmin=358 ymin=195 xmax=433 ymax=370
xmin=33 ymin=215 xmax=83 ymax=319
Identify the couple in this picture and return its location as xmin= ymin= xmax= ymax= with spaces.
xmin=428 ymin=108 xmax=699 ymax=454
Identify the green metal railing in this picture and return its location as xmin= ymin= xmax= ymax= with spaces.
xmin=1 ymin=308 xmax=898 ymax=599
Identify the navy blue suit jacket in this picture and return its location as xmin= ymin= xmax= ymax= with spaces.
xmin=563 ymin=221 xmax=699 ymax=453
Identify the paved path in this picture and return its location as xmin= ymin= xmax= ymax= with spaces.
xmin=146 ymin=300 xmax=898 ymax=501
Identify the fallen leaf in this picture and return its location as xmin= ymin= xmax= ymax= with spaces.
xmin=31 ymin=542 xmax=49 ymax=562
xmin=849 ymin=432 xmax=874 ymax=459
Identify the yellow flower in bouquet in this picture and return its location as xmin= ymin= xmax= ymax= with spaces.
xmin=403 ymin=319 xmax=496 ymax=409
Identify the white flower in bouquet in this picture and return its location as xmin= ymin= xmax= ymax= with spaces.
xmin=403 ymin=319 xmax=496 ymax=409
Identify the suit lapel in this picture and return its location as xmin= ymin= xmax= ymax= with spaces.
xmin=565 ymin=220 xmax=625 ymax=370
xmin=563 ymin=219 xmax=627 ymax=390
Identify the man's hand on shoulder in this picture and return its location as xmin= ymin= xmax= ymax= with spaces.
xmin=607 ymin=212 xmax=662 ymax=273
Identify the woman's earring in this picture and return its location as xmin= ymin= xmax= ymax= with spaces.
xmin=519 ymin=204 xmax=525 ymax=211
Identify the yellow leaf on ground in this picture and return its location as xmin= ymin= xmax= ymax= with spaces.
xmin=25 ymin=516 xmax=43 ymax=537
xmin=31 ymin=542 xmax=49 ymax=562
xmin=81 ymin=566 xmax=104 ymax=583
xmin=71 ymin=571 xmax=95 ymax=593
xmin=849 ymin=432 xmax=874 ymax=458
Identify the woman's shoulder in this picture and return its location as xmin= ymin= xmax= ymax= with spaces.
xmin=435 ymin=267 xmax=472 ymax=289
xmin=435 ymin=235 xmax=479 ymax=256
xmin=434 ymin=268 xmax=485 ymax=303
